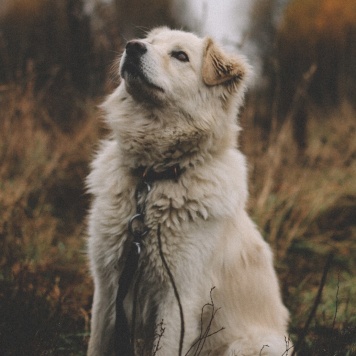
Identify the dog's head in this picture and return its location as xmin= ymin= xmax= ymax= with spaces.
xmin=119 ymin=27 xmax=251 ymax=108
xmin=105 ymin=28 xmax=251 ymax=169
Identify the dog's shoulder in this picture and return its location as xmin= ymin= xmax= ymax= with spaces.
xmin=198 ymin=148 xmax=248 ymax=217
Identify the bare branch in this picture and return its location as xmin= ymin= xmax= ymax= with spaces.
xmin=185 ymin=287 xmax=224 ymax=356
xmin=291 ymin=253 xmax=334 ymax=356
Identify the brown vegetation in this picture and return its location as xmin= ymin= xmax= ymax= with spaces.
xmin=279 ymin=0 xmax=356 ymax=104
xmin=0 ymin=79 xmax=102 ymax=355
xmin=250 ymin=0 xmax=356 ymax=151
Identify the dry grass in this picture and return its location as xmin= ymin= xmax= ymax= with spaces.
xmin=243 ymin=101 xmax=355 ymax=260
xmin=0 ymin=79 xmax=355 ymax=354
xmin=241 ymin=97 xmax=356 ymax=354
xmin=0 ymin=80 xmax=103 ymax=355
xmin=0 ymin=81 xmax=101 ymax=270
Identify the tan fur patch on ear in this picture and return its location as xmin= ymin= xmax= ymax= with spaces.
xmin=202 ymin=38 xmax=246 ymax=86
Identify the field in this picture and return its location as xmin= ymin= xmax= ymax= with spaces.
xmin=0 ymin=78 xmax=355 ymax=355
xmin=0 ymin=0 xmax=355 ymax=355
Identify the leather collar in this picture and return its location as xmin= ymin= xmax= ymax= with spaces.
xmin=132 ymin=164 xmax=185 ymax=183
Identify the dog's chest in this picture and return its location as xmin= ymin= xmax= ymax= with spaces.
xmin=130 ymin=180 xmax=219 ymax=282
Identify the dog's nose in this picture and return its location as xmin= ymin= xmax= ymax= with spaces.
xmin=125 ymin=40 xmax=147 ymax=57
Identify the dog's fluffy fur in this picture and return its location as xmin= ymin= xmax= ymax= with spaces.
xmin=87 ymin=27 xmax=291 ymax=356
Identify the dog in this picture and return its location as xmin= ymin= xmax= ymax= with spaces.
xmin=87 ymin=27 xmax=291 ymax=356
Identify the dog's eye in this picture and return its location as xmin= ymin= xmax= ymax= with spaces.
xmin=171 ymin=51 xmax=189 ymax=62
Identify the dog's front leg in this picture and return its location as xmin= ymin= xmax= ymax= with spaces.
xmin=88 ymin=275 xmax=118 ymax=356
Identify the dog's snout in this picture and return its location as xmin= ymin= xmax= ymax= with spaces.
xmin=126 ymin=40 xmax=147 ymax=57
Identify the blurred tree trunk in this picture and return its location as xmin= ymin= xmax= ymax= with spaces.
xmin=67 ymin=0 xmax=91 ymax=91
xmin=248 ymin=0 xmax=356 ymax=151
xmin=114 ymin=0 xmax=176 ymax=38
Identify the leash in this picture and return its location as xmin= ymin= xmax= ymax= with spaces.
xmin=114 ymin=164 xmax=185 ymax=356
xmin=157 ymin=224 xmax=185 ymax=356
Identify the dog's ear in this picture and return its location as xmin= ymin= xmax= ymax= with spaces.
xmin=202 ymin=38 xmax=247 ymax=86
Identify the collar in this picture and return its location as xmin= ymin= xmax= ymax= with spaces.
xmin=132 ymin=164 xmax=185 ymax=183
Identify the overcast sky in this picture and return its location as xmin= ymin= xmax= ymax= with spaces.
xmin=174 ymin=0 xmax=252 ymax=51
xmin=83 ymin=0 xmax=256 ymax=65
xmin=83 ymin=0 xmax=252 ymax=52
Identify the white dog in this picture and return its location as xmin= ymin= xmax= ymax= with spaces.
xmin=87 ymin=27 xmax=291 ymax=356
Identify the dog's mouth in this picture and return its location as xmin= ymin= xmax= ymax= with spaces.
xmin=121 ymin=60 xmax=164 ymax=93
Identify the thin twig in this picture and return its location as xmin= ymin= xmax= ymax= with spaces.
xmin=185 ymin=288 xmax=224 ymax=356
xmin=152 ymin=320 xmax=165 ymax=355
xmin=195 ymin=289 xmax=220 ymax=355
xmin=332 ymin=271 xmax=340 ymax=330
xmin=259 ymin=344 xmax=269 ymax=355
xmin=281 ymin=336 xmax=294 ymax=355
